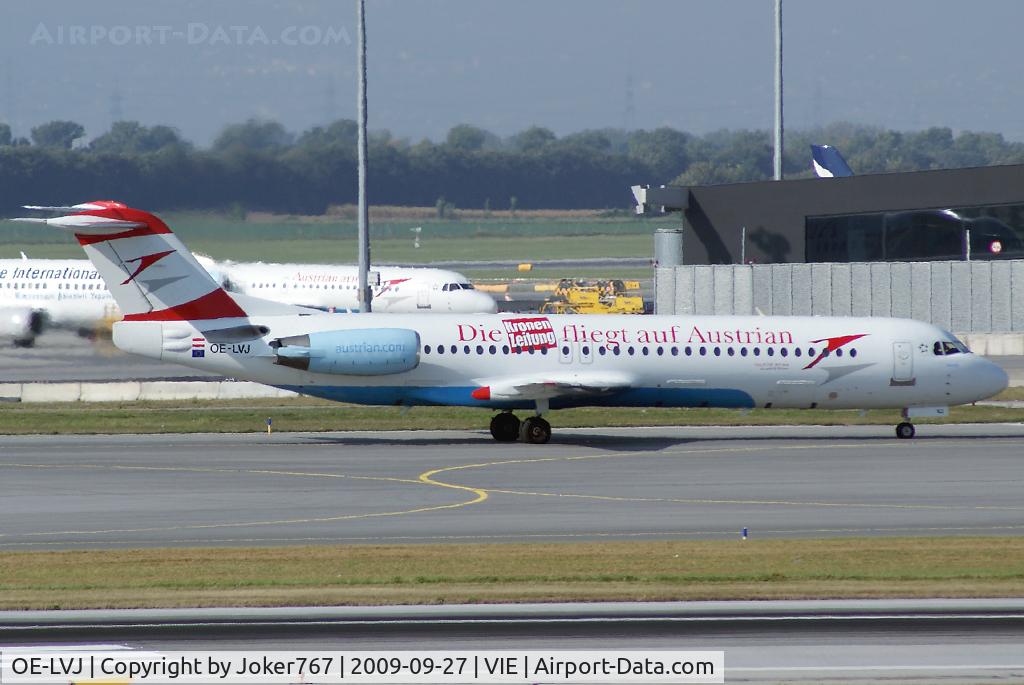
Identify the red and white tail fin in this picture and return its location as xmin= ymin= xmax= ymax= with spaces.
xmin=13 ymin=201 xmax=248 ymax=321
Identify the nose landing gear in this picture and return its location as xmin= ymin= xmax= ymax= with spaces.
xmin=895 ymin=421 xmax=916 ymax=439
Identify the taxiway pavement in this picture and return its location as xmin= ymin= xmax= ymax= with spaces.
xmin=2 ymin=424 xmax=1022 ymax=550
xmin=3 ymin=601 xmax=1024 ymax=683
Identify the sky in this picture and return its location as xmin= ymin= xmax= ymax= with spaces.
xmin=3 ymin=0 xmax=1024 ymax=145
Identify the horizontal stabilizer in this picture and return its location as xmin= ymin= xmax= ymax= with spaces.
xmin=11 ymin=215 xmax=146 ymax=234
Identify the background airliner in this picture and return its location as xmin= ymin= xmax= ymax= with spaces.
xmin=0 ymin=253 xmax=495 ymax=346
xmin=207 ymin=258 xmax=496 ymax=314
xmin=811 ymin=144 xmax=855 ymax=178
xmin=12 ymin=201 xmax=1008 ymax=443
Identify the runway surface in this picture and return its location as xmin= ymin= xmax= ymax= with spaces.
xmin=2 ymin=424 xmax=1023 ymax=550
xmin=4 ymin=601 xmax=1024 ymax=683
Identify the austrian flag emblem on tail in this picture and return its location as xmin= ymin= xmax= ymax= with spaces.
xmin=192 ymin=337 xmax=206 ymax=358
xmin=503 ymin=316 xmax=556 ymax=352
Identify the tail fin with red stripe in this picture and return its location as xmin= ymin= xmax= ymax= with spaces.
xmin=12 ymin=201 xmax=249 ymax=321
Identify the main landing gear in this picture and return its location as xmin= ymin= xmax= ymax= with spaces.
xmin=489 ymin=405 xmax=552 ymax=444
xmin=895 ymin=421 xmax=916 ymax=439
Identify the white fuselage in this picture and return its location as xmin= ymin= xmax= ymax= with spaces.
xmin=0 ymin=258 xmax=496 ymax=337
xmin=218 ymin=261 xmax=497 ymax=313
xmin=113 ymin=312 xmax=1008 ymax=411
xmin=0 ymin=259 xmax=115 ymax=329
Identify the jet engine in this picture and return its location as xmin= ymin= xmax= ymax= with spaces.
xmin=0 ymin=306 xmax=46 ymax=347
xmin=271 ymin=328 xmax=420 ymax=375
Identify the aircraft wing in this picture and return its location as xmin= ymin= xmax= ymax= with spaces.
xmin=471 ymin=371 xmax=635 ymax=401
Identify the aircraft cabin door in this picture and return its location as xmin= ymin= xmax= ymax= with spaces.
xmin=892 ymin=341 xmax=915 ymax=385
xmin=417 ymin=288 xmax=430 ymax=309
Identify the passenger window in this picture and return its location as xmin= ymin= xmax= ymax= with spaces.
xmin=713 ymin=347 xmax=721 ymax=356
xmin=476 ymin=345 xmax=483 ymax=355
xmin=424 ymin=345 xmax=432 ymax=354
xmin=489 ymin=345 xmax=496 ymax=354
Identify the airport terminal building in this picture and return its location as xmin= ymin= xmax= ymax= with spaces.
xmin=654 ymin=164 xmax=1024 ymax=265
xmin=640 ymin=165 xmax=1024 ymax=342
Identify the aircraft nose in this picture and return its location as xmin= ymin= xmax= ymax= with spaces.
xmin=475 ymin=291 xmax=498 ymax=313
xmin=974 ymin=357 xmax=1009 ymax=400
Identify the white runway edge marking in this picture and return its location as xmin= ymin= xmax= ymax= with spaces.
xmin=15 ymin=613 xmax=1024 ymax=631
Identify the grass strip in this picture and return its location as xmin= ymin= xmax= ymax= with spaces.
xmin=0 ymin=393 xmax=1021 ymax=435
xmin=2 ymin=538 xmax=1023 ymax=610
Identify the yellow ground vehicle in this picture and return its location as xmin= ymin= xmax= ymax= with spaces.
xmin=540 ymin=279 xmax=645 ymax=315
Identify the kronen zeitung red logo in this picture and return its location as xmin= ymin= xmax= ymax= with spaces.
xmin=502 ymin=316 xmax=557 ymax=350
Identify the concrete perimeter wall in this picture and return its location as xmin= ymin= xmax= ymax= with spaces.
xmin=656 ymin=259 xmax=1024 ymax=354
xmin=0 ymin=381 xmax=298 ymax=404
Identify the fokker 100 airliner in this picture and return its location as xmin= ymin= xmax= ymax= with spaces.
xmin=12 ymin=201 xmax=1009 ymax=443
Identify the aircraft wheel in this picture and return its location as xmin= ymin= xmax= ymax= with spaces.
xmin=520 ymin=416 xmax=552 ymax=444
xmin=895 ymin=421 xmax=916 ymax=440
xmin=489 ymin=412 xmax=520 ymax=442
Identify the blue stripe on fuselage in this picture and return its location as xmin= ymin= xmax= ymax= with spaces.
xmin=276 ymin=385 xmax=755 ymax=410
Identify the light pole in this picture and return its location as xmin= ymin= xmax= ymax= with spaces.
xmin=356 ymin=0 xmax=372 ymax=311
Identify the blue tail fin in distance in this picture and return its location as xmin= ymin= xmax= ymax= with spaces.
xmin=811 ymin=144 xmax=854 ymax=178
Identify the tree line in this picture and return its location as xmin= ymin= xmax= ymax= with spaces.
xmin=2 ymin=118 xmax=1024 ymax=214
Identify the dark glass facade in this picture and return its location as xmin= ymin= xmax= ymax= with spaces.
xmin=806 ymin=203 xmax=1024 ymax=262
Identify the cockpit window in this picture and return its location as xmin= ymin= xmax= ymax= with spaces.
xmin=442 ymin=282 xmax=474 ymax=291
xmin=933 ymin=340 xmax=969 ymax=355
